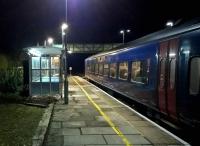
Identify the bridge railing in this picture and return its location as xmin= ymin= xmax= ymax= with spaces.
xmin=53 ymin=43 xmax=120 ymax=53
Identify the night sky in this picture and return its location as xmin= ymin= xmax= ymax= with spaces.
xmin=0 ymin=0 xmax=199 ymax=57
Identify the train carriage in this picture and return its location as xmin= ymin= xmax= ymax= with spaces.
xmin=85 ymin=22 xmax=200 ymax=127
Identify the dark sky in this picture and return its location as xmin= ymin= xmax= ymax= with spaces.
xmin=0 ymin=0 xmax=199 ymax=57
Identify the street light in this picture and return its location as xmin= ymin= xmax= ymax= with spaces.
xmin=120 ymin=29 xmax=131 ymax=44
xmin=166 ymin=21 xmax=174 ymax=27
xmin=61 ymin=23 xmax=68 ymax=48
xmin=62 ymin=23 xmax=68 ymax=32
xmin=47 ymin=37 xmax=54 ymax=46
xmin=61 ymin=22 xmax=69 ymax=104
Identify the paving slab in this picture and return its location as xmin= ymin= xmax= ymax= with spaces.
xmin=48 ymin=128 xmax=62 ymax=136
xmin=85 ymin=120 xmax=110 ymax=127
xmin=62 ymin=128 xmax=81 ymax=135
xmin=50 ymin=122 xmax=62 ymax=128
xmin=81 ymin=127 xmax=116 ymax=134
xmin=63 ymin=135 xmax=106 ymax=145
xmin=46 ymin=135 xmax=63 ymax=146
xmin=117 ymin=126 xmax=141 ymax=134
xmin=62 ymin=121 xmax=86 ymax=128
xmin=104 ymin=135 xmax=151 ymax=145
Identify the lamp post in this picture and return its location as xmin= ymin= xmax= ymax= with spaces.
xmin=120 ymin=29 xmax=131 ymax=44
xmin=62 ymin=23 xmax=69 ymax=104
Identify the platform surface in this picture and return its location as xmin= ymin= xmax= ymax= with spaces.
xmin=44 ymin=76 xmax=189 ymax=146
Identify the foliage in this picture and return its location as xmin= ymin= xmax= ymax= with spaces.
xmin=0 ymin=68 xmax=23 ymax=93
xmin=0 ymin=54 xmax=26 ymax=103
xmin=0 ymin=54 xmax=8 ymax=69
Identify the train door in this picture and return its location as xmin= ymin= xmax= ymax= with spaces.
xmin=158 ymin=41 xmax=168 ymax=114
xmin=167 ymin=39 xmax=178 ymax=119
xmin=158 ymin=39 xmax=178 ymax=119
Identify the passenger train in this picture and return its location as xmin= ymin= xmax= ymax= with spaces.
xmin=85 ymin=21 xmax=200 ymax=127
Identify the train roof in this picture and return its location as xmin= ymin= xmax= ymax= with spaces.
xmin=86 ymin=20 xmax=200 ymax=60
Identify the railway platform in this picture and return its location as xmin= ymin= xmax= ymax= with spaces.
xmin=44 ymin=76 xmax=189 ymax=146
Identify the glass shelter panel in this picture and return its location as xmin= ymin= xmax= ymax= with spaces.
xmin=32 ymin=57 xmax=40 ymax=69
xmin=51 ymin=69 xmax=59 ymax=82
xmin=51 ymin=57 xmax=59 ymax=69
xmin=32 ymin=70 xmax=40 ymax=82
xmin=41 ymin=57 xmax=50 ymax=69
xmin=41 ymin=70 xmax=50 ymax=82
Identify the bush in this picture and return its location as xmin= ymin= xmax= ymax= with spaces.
xmin=0 ymin=68 xmax=23 ymax=93
xmin=0 ymin=68 xmax=24 ymax=103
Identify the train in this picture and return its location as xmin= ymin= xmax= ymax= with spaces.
xmin=85 ymin=21 xmax=200 ymax=127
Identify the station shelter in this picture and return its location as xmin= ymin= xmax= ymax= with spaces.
xmin=25 ymin=46 xmax=64 ymax=96
xmin=24 ymin=43 xmax=118 ymax=97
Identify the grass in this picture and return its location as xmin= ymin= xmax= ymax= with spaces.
xmin=0 ymin=104 xmax=44 ymax=146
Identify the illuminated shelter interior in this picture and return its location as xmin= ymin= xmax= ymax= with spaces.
xmin=26 ymin=46 xmax=63 ymax=96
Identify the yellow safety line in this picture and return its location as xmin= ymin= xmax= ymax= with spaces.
xmin=72 ymin=77 xmax=133 ymax=146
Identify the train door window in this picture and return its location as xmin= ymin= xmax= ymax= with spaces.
xmin=159 ymin=59 xmax=165 ymax=88
xmin=110 ymin=63 xmax=117 ymax=78
xmin=95 ymin=63 xmax=99 ymax=74
xmin=169 ymin=59 xmax=176 ymax=89
xmin=99 ymin=64 xmax=103 ymax=75
xmin=190 ymin=57 xmax=200 ymax=95
xmin=119 ymin=62 xmax=128 ymax=80
xmin=104 ymin=64 xmax=109 ymax=76
xmin=131 ymin=61 xmax=147 ymax=84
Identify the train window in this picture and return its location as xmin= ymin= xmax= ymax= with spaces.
xmin=131 ymin=61 xmax=147 ymax=84
xmin=86 ymin=63 xmax=90 ymax=73
xmin=104 ymin=64 xmax=109 ymax=76
xmin=110 ymin=63 xmax=117 ymax=78
xmin=99 ymin=64 xmax=103 ymax=75
xmin=169 ymin=59 xmax=176 ymax=89
xmin=91 ymin=63 xmax=95 ymax=73
xmin=95 ymin=63 xmax=99 ymax=74
xmin=190 ymin=57 xmax=200 ymax=95
xmin=119 ymin=62 xmax=128 ymax=80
